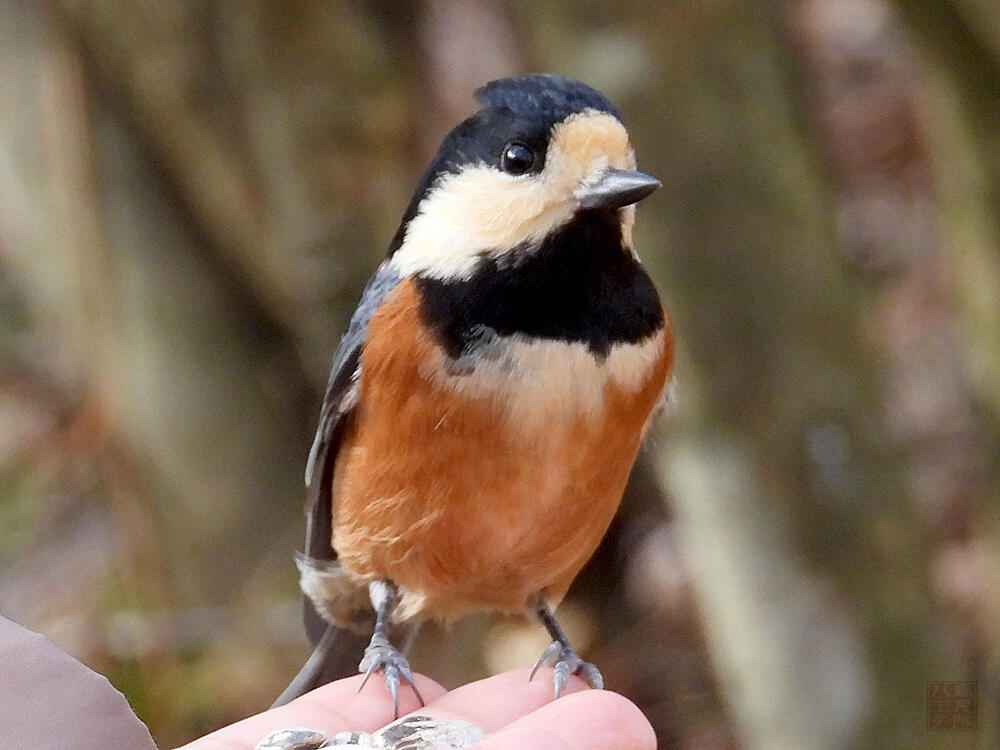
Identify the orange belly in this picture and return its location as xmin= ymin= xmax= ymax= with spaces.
xmin=331 ymin=280 xmax=672 ymax=622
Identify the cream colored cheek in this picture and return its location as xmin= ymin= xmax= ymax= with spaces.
xmin=450 ymin=175 xmax=567 ymax=240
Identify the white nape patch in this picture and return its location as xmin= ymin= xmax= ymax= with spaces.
xmin=424 ymin=328 xmax=666 ymax=434
xmin=390 ymin=111 xmax=637 ymax=281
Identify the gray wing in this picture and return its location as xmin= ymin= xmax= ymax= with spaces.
xmin=303 ymin=263 xmax=402 ymax=563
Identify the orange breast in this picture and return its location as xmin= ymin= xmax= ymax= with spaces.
xmin=331 ymin=279 xmax=673 ymax=622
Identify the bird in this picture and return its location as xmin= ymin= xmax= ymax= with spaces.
xmin=274 ymin=73 xmax=674 ymax=717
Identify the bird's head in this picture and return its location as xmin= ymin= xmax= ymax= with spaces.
xmin=388 ymin=74 xmax=659 ymax=281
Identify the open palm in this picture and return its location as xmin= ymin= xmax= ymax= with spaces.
xmin=177 ymin=669 xmax=654 ymax=750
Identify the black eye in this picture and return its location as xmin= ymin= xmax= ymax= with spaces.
xmin=500 ymin=141 xmax=536 ymax=175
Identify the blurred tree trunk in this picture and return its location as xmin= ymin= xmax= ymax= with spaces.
xmin=886 ymin=0 xmax=1000 ymax=741
xmin=3 ymin=1 xmax=425 ymax=741
xmin=786 ymin=2 xmax=997 ymax=743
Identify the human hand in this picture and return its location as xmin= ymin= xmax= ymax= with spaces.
xmin=176 ymin=669 xmax=655 ymax=750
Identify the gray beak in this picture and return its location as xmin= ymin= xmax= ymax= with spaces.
xmin=576 ymin=169 xmax=661 ymax=211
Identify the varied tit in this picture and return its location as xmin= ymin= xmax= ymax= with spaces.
xmin=276 ymin=74 xmax=674 ymax=716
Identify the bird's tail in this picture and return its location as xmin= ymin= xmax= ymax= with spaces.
xmin=271 ymin=618 xmax=370 ymax=708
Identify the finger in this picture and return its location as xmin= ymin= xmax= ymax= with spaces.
xmin=475 ymin=689 xmax=656 ymax=750
xmin=415 ymin=668 xmax=590 ymax=733
xmin=175 ymin=673 xmax=445 ymax=750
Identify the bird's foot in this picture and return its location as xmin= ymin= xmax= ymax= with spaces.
xmin=358 ymin=632 xmax=424 ymax=717
xmin=529 ymin=640 xmax=603 ymax=698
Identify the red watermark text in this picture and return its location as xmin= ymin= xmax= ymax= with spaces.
xmin=927 ymin=681 xmax=976 ymax=731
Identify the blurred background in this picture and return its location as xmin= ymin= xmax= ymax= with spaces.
xmin=1 ymin=1 xmax=998 ymax=748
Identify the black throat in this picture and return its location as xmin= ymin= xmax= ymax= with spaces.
xmin=414 ymin=210 xmax=664 ymax=359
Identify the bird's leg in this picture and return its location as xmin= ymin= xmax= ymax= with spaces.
xmin=529 ymin=600 xmax=604 ymax=698
xmin=358 ymin=580 xmax=424 ymax=718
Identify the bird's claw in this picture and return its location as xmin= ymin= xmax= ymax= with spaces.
xmin=358 ymin=632 xmax=424 ymax=717
xmin=529 ymin=640 xmax=603 ymax=698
